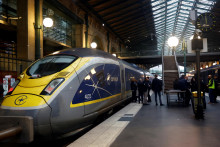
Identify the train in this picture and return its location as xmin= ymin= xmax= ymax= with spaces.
xmin=200 ymin=64 xmax=220 ymax=95
xmin=190 ymin=64 xmax=220 ymax=95
xmin=0 ymin=48 xmax=144 ymax=142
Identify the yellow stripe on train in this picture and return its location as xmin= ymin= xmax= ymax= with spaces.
xmin=70 ymin=93 xmax=121 ymax=108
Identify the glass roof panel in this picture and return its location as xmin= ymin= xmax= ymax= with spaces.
xmin=151 ymin=0 xmax=216 ymax=55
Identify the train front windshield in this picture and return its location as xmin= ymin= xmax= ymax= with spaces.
xmin=27 ymin=55 xmax=77 ymax=77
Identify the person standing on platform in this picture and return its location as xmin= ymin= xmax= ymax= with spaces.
xmin=146 ymin=77 xmax=152 ymax=102
xmin=137 ymin=78 xmax=145 ymax=104
xmin=130 ymin=77 xmax=137 ymax=102
xmin=152 ymin=74 xmax=163 ymax=106
xmin=143 ymin=77 xmax=151 ymax=103
xmin=213 ymin=75 xmax=218 ymax=103
xmin=178 ymin=75 xmax=191 ymax=106
xmin=190 ymin=77 xmax=197 ymax=92
xmin=207 ymin=75 xmax=215 ymax=104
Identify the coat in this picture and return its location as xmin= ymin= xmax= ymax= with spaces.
xmin=152 ymin=78 xmax=162 ymax=91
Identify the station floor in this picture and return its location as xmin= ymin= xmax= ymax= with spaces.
xmin=68 ymin=93 xmax=220 ymax=147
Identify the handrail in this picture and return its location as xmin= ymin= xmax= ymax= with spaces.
xmin=174 ymin=51 xmax=180 ymax=78
xmin=162 ymin=50 xmax=165 ymax=94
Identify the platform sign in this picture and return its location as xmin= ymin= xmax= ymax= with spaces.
xmin=187 ymin=38 xmax=207 ymax=53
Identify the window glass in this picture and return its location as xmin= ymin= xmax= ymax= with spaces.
xmin=43 ymin=3 xmax=76 ymax=47
xmin=27 ymin=55 xmax=76 ymax=77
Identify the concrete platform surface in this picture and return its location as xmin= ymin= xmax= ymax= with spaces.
xmin=111 ymin=95 xmax=220 ymax=147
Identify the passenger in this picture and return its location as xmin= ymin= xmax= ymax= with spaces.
xmin=152 ymin=74 xmax=163 ymax=106
xmin=130 ymin=77 xmax=137 ymax=102
xmin=190 ymin=77 xmax=197 ymax=92
xmin=213 ymin=75 xmax=218 ymax=103
xmin=207 ymin=75 xmax=215 ymax=104
xmin=173 ymin=77 xmax=179 ymax=90
xmin=146 ymin=77 xmax=152 ymax=102
xmin=173 ymin=77 xmax=180 ymax=99
xmin=143 ymin=77 xmax=151 ymax=103
xmin=137 ymin=78 xmax=145 ymax=104
xmin=201 ymin=79 xmax=207 ymax=108
xmin=178 ymin=75 xmax=191 ymax=106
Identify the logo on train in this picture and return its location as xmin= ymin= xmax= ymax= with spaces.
xmin=14 ymin=95 xmax=28 ymax=105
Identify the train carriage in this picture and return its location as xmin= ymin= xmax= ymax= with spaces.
xmin=0 ymin=48 xmax=144 ymax=142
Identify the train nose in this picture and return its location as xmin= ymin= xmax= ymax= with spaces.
xmin=0 ymin=94 xmax=53 ymax=141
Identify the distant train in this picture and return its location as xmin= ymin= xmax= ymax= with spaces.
xmin=0 ymin=48 xmax=144 ymax=142
xmin=200 ymin=64 xmax=220 ymax=95
xmin=190 ymin=64 xmax=220 ymax=95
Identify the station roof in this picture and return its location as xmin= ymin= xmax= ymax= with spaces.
xmin=77 ymin=0 xmax=220 ymax=57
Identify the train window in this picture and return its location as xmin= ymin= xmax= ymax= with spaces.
xmin=27 ymin=55 xmax=77 ymax=77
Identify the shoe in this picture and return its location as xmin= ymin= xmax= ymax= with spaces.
xmin=160 ymin=104 xmax=164 ymax=106
xmin=208 ymin=102 xmax=212 ymax=104
xmin=156 ymin=103 xmax=158 ymax=106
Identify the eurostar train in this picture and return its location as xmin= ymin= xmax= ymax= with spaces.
xmin=0 ymin=48 xmax=144 ymax=142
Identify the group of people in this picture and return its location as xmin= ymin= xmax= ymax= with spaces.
xmin=173 ymin=74 xmax=219 ymax=105
xmin=189 ymin=74 xmax=218 ymax=104
xmin=131 ymin=74 xmax=164 ymax=106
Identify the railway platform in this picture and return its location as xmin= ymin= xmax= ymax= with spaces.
xmin=69 ymin=93 xmax=220 ymax=147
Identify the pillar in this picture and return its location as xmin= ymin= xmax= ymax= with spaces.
xmin=17 ymin=0 xmax=43 ymax=61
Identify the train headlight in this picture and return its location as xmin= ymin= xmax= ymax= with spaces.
xmin=40 ymin=78 xmax=64 ymax=95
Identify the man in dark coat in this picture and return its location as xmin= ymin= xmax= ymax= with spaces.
xmin=130 ymin=78 xmax=137 ymax=102
xmin=152 ymin=74 xmax=163 ymax=106
xmin=144 ymin=77 xmax=151 ymax=102
xmin=137 ymin=78 xmax=145 ymax=104
xmin=178 ymin=75 xmax=191 ymax=106
xmin=213 ymin=75 xmax=218 ymax=103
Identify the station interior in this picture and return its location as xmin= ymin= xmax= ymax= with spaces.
xmin=0 ymin=0 xmax=220 ymax=146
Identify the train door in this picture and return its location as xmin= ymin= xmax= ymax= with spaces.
xmin=119 ymin=61 xmax=125 ymax=100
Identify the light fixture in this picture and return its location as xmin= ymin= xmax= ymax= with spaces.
xmin=200 ymin=67 xmax=203 ymax=69
xmin=43 ymin=17 xmax=53 ymax=27
xmin=112 ymin=54 xmax=116 ymax=57
xmin=168 ymin=36 xmax=179 ymax=47
xmin=206 ymin=65 xmax=208 ymax=68
xmin=91 ymin=42 xmax=97 ymax=49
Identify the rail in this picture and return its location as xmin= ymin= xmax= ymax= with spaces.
xmin=174 ymin=51 xmax=180 ymax=78
xmin=162 ymin=51 xmax=165 ymax=94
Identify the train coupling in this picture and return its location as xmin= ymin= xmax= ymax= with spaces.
xmin=0 ymin=116 xmax=34 ymax=143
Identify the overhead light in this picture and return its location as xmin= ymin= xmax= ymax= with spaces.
xmin=43 ymin=17 xmax=53 ymax=27
xmin=168 ymin=36 xmax=179 ymax=47
xmin=91 ymin=42 xmax=97 ymax=49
